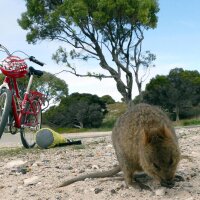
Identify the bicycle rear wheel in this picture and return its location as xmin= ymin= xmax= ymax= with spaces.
xmin=0 ymin=88 xmax=12 ymax=138
xmin=20 ymin=100 xmax=42 ymax=148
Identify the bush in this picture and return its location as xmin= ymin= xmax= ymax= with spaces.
xmin=43 ymin=93 xmax=106 ymax=128
xmin=182 ymin=119 xmax=200 ymax=126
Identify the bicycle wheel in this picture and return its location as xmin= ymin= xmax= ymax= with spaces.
xmin=20 ymin=100 xmax=42 ymax=148
xmin=0 ymin=88 xmax=12 ymax=138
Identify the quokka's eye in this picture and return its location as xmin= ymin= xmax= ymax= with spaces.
xmin=153 ymin=163 xmax=161 ymax=171
xmin=169 ymin=157 xmax=173 ymax=166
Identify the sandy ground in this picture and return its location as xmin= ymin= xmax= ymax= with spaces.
xmin=0 ymin=127 xmax=199 ymax=200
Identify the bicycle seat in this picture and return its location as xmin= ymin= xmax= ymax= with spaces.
xmin=29 ymin=66 xmax=43 ymax=77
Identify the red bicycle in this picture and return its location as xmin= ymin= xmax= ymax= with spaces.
xmin=0 ymin=44 xmax=46 ymax=148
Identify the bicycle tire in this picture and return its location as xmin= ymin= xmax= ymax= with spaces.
xmin=20 ymin=100 xmax=42 ymax=148
xmin=0 ymin=88 xmax=12 ymax=138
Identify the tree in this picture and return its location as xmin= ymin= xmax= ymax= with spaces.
xmin=31 ymin=71 xmax=68 ymax=108
xmin=142 ymin=75 xmax=172 ymax=109
xmin=141 ymin=68 xmax=200 ymax=121
xmin=43 ymin=93 xmax=106 ymax=128
xmin=101 ymin=95 xmax=115 ymax=104
xmin=18 ymin=0 xmax=159 ymax=104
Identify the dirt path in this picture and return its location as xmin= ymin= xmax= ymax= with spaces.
xmin=0 ymin=131 xmax=112 ymax=148
xmin=1 ymin=125 xmax=199 ymax=148
xmin=0 ymin=127 xmax=199 ymax=200
xmin=0 ymin=132 xmax=22 ymax=148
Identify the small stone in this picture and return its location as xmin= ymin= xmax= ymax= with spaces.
xmin=94 ymin=188 xmax=103 ymax=194
xmin=117 ymin=184 xmax=125 ymax=190
xmin=32 ymin=161 xmax=43 ymax=167
xmin=110 ymin=189 xmax=117 ymax=194
xmin=86 ymin=164 xmax=92 ymax=168
xmin=5 ymin=160 xmax=27 ymax=169
xmin=32 ymin=163 xmax=38 ymax=167
xmin=92 ymin=165 xmax=99 ymax=170
xmin=24 ymin=176 xmax=40 ymax=186
xmin=12 ymin=188 xmax=18 ymax=194
xmin=17 ymin=167 xmax=29 ymax=174
xmin=155 ymin=188 xmax=166 ymax=196
xmin=185 ymin=197 xmax=194 ymax=200
xmin=105 ymin=153 xmax=112 ymax=156
xmin=67 ymin=166 xmax=73 ymax=170
xmin=55 ymin=195 xmax=62 ymax=200
xmin=183 ymin=182 xmax=193 ymax=188
xmin=190 ymin=172 xmax=197 ymax=178
xmin=86 ymin=153 xmax=94 ymax=157
xmin=106 ymin=144 xmax=113 ymax=148
xmin=79 ymin=169 xmax=85 ymax=173
xmin=55 ymin=150 xmax=63 ymax=155
xmin=42 ymin=159 xmax=50 ymax=164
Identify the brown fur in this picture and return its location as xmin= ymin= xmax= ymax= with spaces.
xmin=59 ymin=103 xmax=180 ymax=187
xmin=112 ymin=103 xmax=180 ymax=186
xmin=59 ymin=165 xmax=120 ymax=187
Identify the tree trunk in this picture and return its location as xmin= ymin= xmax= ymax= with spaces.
xmin=74 ymin=121 xmax=84 ymax=129
xmin=135 ymin=73 xmax=143 ymax=103
xmin=175 ymin=105 xmax=180 ymax=121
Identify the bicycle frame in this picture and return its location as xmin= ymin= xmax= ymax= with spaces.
xmin=1 ymin=74 xmax=43 ymax=129
xmin=0 ymin=44 xmax=45 ymax=148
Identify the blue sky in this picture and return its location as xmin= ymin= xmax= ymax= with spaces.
xmin=0 ymin=0 xmax=200 ymax=101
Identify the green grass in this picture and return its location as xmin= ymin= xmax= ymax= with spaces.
xmin=54 ymin=127 xmax=112 ymax=133
xmin=173 ymin=118 xmax=200 ymax=127
xmin=101 ymin=102 xmax=127 ymax=129
xmin=182 ymin=119 xmax=200 ymax=126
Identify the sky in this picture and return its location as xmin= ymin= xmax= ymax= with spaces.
xmin=0 ymin=0 xmax=200 ymax=101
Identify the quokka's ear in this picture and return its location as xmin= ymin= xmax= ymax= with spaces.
xmin=143 ymin=128 xmax=160 ymax=145
xmin=162 ymin=124 xmax=173 ymax=138
xmin=143 ymin=125 xmax=171 ymax=145
xmin=143 ymin=128 xmax=151 ymax=145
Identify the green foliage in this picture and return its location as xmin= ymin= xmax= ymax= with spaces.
xmin=32 ymin=71 xmax=68 ymax=107
xmin=19 ymin=0 xmax=159 ymax=43
xmin=101 ymin=95 xmax=115 ymax=104
xmin=18 ymin=0 xmax=159 ymax=104
xmin=101 ymin=118 xmax=117 ymax=129
xmin=140 ymin=68 xmax=200 ymax=121
xmin=102 ymin=102 xmax=127 ymax=128
xmin=142 ymin=75 xmax=172 ymax=110
xmin=43 ymin=93 xmax=107 ymax=128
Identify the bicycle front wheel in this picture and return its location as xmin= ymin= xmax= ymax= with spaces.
xmin=0 ymin=88 xmax=12 ymax=138
xmin=20 ymin=100 xmax=42 ymax=148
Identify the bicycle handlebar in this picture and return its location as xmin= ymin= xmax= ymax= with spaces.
xmin=0 ymin=44 xmax=44 ymax=67
xmin=0 ymin=44 xmax=11 ymax=56
xmin=29 ymin=56 xmax=44 ymax=66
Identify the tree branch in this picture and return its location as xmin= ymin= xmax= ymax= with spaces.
xmin=54 ymin=69 xmax=112 ymax=80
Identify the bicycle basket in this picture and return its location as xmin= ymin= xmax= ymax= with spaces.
xmin=0 ymin=56 xmax=28 ymax=78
